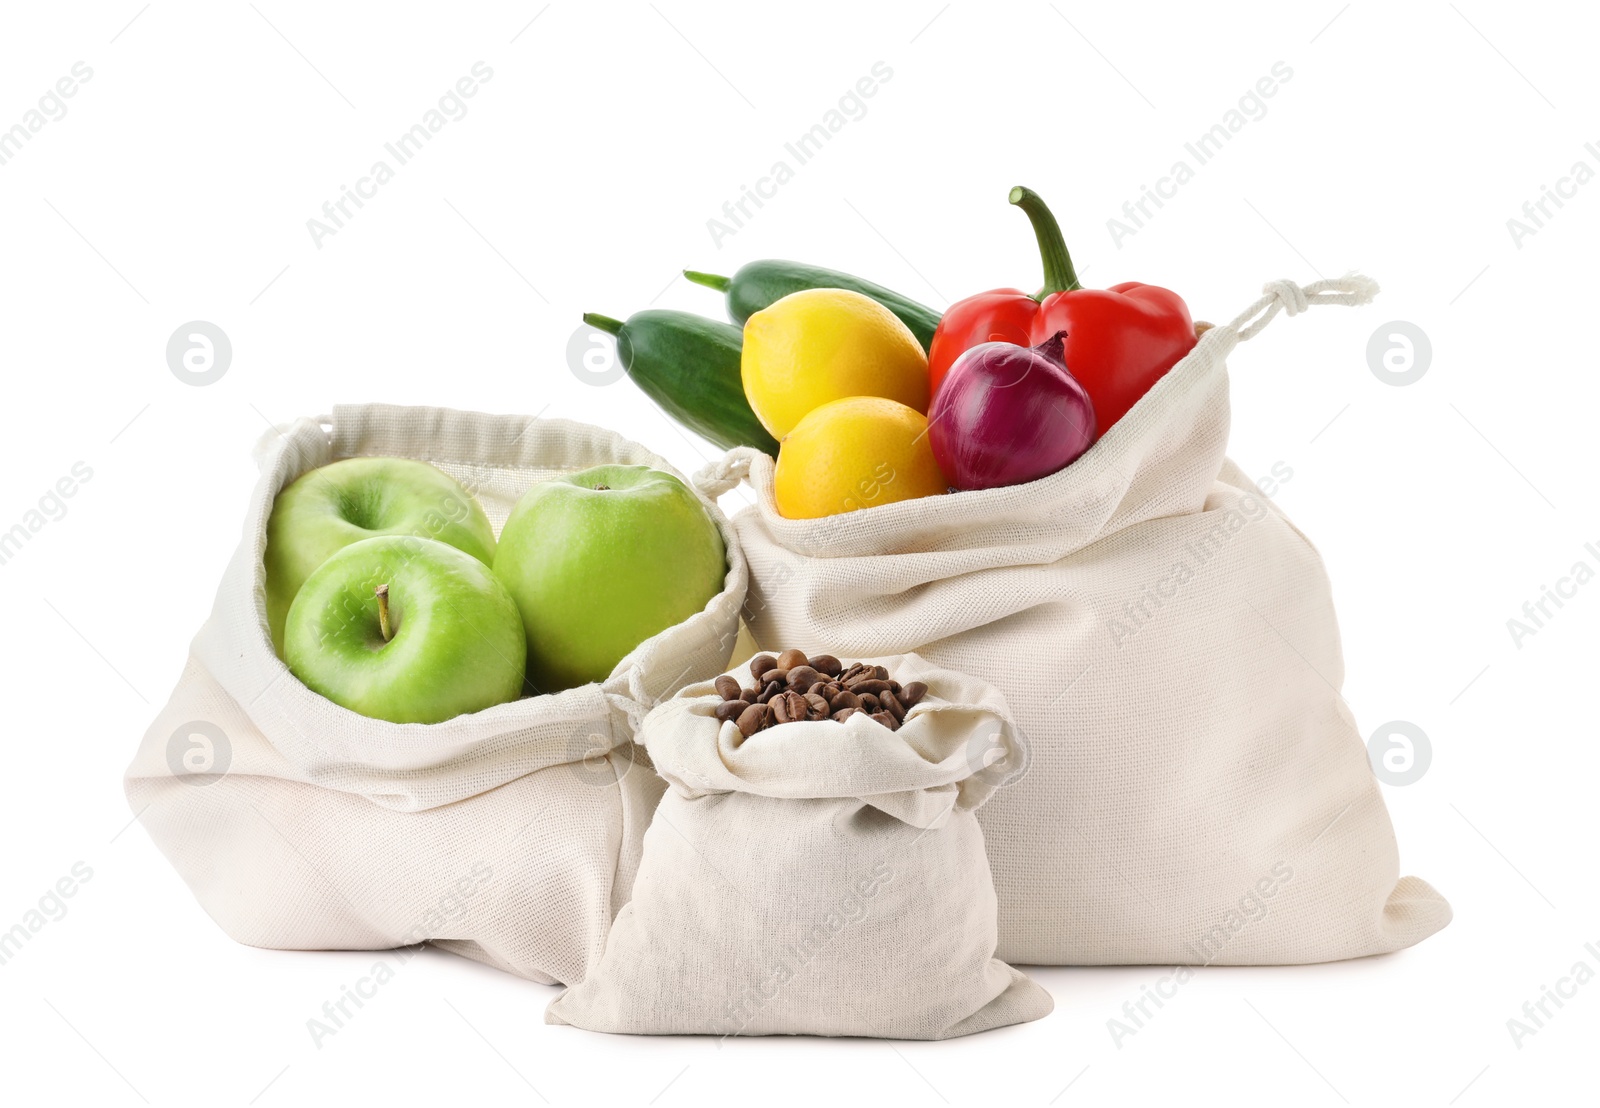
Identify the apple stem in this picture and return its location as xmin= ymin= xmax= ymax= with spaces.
xmin=375 ymin=583 xmax=393 ymax=642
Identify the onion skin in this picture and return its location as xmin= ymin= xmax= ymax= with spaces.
xmin=927 ymin=331 xmax=1096 ymax=491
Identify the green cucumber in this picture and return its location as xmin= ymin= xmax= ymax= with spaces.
xmin=582 ymin=310 xmax=779 ymax=456
xmin=683 ymin=260 xmax=942 ymax=353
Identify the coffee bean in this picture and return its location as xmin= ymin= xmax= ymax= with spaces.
xmin=715 ymin=699 xmax=750 ymax=723
xmin=736 ymin=704 xmax=766 ymax=738
xmin=728 ymin=653 xmax=927 ymax=738
xmin=786 ymin=665 xmax=819 ymax=692
xmin=879 ymin=690 xmax=905 ymax=720
xmin=810 ymin=654 xmax=842 ymax=677
xmin=772 ymin=690 xmax=809 ymax=724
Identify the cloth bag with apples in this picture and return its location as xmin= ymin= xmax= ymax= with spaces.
xmin=546 ymin=653 xmax=1053 ymax=1038
xmin=692 ymin=276 xmax=1452 ymax=967
xmin=124 ymin=404 xmax=746 ymax=986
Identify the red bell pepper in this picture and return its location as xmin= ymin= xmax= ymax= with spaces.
xmin=927 ymin=187 xmax=1197 ymax=435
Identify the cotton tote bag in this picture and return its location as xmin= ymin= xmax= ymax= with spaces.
xmin=693 ymin=277 xmax=1451 ymax=966
xmin=125 ymin=404 xmax=747 ymax=985
xmin=547 ymin=653 xmax=1054 ymax=1038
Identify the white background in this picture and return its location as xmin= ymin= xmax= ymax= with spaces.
xmin=0 ymin=1 xmax=1594 ymax=1104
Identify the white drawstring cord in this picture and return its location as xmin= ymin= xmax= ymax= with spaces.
xmin=1226 ymin=274 xmax=1380 ymax=341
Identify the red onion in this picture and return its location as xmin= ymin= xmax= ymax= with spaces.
xmin=927 ymin=331 xmax=1096 ymax=491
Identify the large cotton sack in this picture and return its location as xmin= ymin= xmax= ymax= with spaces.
xmin=125 ymin=404 xmax=746 ymax=985
xmin=547 ymin=653 xmax=1054 ymax=1038
xmin=694 ymin=277 xmax=1450 ymax=966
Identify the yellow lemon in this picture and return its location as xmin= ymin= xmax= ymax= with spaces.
xmin=774 ymin=396 xmax=948 ymax=519
xmin=743 ymin=288 xmax=930 ymax=439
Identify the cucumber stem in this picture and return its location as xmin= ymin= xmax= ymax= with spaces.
xmin=1008 ymin=186 xmax=1082 ymax=298
xmin=582 ymin=312 xmax=625 ymax=336
xmin=683 ymin=270 xmax=732 ymax=292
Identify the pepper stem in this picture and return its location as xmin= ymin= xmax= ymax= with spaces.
xmin=1009 ymin=186 xmax=1081 ymax=298
xmin=375 ymin=583 xmax=393 ymax=642
xmin=581 ymin=312 xmax=624 ymax=336
xmin=683 ymin=270 xmax=732 ymax=292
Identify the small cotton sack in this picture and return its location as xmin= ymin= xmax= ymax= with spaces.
xmin=124 ymin=404 xmax=746 ymax=985
xmin=546 ymin=653 xmax=1054 ymax=1038
xmin=693 ymin=277 xmax=1451 ymax=967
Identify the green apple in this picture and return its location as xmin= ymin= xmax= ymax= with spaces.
xmin=264 ymin=457 xmax=495 ymax=656
xmin=284 ymin=535 xmax=526 ymax=724
xmin=493 ymin=464 xmax=725 ymax=694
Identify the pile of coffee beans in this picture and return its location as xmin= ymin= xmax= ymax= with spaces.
xmin=712 ymin=649 xmax=928 ymax=738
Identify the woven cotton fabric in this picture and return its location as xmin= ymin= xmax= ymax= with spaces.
xmin=694 ymin=278 xmax=1451 ymax=967
xmin=546 ymin=653 xmax=1054 ymax=1038
xmin=125 ymin=404 xmax=747 ymax=985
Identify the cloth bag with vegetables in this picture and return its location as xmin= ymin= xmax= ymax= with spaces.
xmin=603 ymin=188 xmax=1450 ymax=967
xmin=124 ymin=404 xmax=747 ymax=986
xmin=546 ymin=652 xmax=1053 ymax=1039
